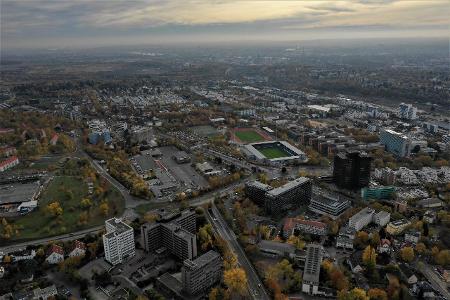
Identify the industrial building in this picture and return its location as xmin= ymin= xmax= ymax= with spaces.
xmin=302 ymin=244 xmax=324 ymax=295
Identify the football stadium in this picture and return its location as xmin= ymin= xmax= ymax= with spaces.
xmin=243 ymin=141 xmax=308 ymax=164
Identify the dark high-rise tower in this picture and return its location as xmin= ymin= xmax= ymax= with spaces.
xmin=333 ymin=151 xmax=371 ymax=189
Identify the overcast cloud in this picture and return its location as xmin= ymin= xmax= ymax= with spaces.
xmin=1 ymin=0 xmax=448 ymax=50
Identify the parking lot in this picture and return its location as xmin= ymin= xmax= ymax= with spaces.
xmin=131 ymin=146 xmax=209 ymax=196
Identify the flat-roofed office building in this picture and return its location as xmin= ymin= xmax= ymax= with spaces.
xmin=182 ymin=250 xmax=222 ymax=295
xmin=302 ymin=244 xmax=324 ymax=295
xmin=245 ymin=177 xmax=312 ymax=215
xmin=308 ymin=195 xmax=350 ymax=219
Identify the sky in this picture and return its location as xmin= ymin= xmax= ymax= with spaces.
xmin=1 ymin=0 xmax=449 ymax=50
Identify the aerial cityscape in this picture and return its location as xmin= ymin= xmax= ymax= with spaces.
xmin=0 ymin=1 xmax=449 ymax=300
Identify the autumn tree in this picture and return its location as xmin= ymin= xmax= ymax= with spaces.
xmin=223 ymin=250 xmax=238 ymax=270
xmin=143 ymin=212 xmax=160 ymax=223
xmin=362 ymin=246 xmax=377 ymax=267
xmin=78 ymin=211 xmax=89 ymax=225
xmin=46 ymin=201 xmax=63 ymax=217
xmin=287 ymin=235 xmax=305 ymax=250
xmin=368 ymin=288 xmax=388 ymax=300
xmin=224 ymin=268 xmax=248 ymax=296
xmin=209 ymin=287 xmax=229 ymax=300
xmin=435 ymin=250 xmax=450 ymax=265
xmin=400 ymin=246 xmax=415 ymax=262
xmin=415 ymin=243 xmax=427 ymax=255
xmin=322 ymin=260 xmax=349 ymax=291
xmin=338 ymin=288 xmax=369 ymax=300
xmin=198 ymin=224 xmax=214 ymax=251
xmin=80 ymin=198 xmax=93 ymax=209
xmin=354 ymin=231 xmax=369 ymax=248
xmin=99 ymin=201 xmax=109 ymax=216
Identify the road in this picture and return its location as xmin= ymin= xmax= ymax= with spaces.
xmin=206 ymin=203 xmax=270 ymax=300
xmin=418 ymin=262 xmax=450 ymax=299
xmin=0 ymin=225 xmax=104 ymax=253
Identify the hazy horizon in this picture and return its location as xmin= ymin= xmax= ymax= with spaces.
xmin=2 ymin=0 xmax=449 ymax=52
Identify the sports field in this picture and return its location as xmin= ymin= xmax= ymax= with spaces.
xmin=258 ymin=147 xmax=291 ymax=159
xmin=234 ymin=130 xmax=265 ymax=143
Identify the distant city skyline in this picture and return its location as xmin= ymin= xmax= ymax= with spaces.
xmin=1 ymin=0 xmax=448 ymax=50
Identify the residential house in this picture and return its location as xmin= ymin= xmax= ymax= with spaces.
xmin=46 ymin=245 xmax=64 ymax=264
xmin=377 ymin=239 xmax=392 ymax=254
xmin=347 ymin=251 xmax=364 ymax=273
xmin=68 ymin=240 xmax=86 ymax=257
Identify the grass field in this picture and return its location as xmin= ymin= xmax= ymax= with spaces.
xmin=258 ymin=147 xmax=291 ymax=159
xmin=10 ymin=176 xmax=124 ymax=241
xmin=234 ymin=130 xmax=265 ymax=143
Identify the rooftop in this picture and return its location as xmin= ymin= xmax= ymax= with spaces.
xmin=267 ymin=177 xmax=309 ymax=196
xmin=0 ymin=181 xmax=41 ymax=205
xmin=105 ymin=218 xmax=133 ymax=234
xmin=183 ymin=250 xmax=220 ymax=269
xmin=303 ymin=244 xmax=323 ymax=283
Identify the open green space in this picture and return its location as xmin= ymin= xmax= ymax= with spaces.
xmin=234 ymin=130 xmax=265 ymax=143
xmin=258 ymin=147 xmax=291 ymax=159
xmin=9 ymin=176 xmax=124 ymax=241
xmin=135 ymin=202 xmax=178 ymax=216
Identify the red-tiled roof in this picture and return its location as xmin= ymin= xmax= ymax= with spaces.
xmin=380 ymin=239 xmax=391 ymax=246
xmin=0 ymin=156 xmax=18 ymax=168
xmin=283 ymin=218 xmax=327 ymax=232
xmin=50 ymin=133 xmax=59 ymax=144
xmin=47 ymin=245 xmax=64 ymax=256
xmin=70 ymin=240 xmax=86 ymax=252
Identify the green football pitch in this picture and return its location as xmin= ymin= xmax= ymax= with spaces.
xmin=258 ymin=147 xmax=291 ymax=159
xmin=234 ymin=130 xmax=265 ymax=142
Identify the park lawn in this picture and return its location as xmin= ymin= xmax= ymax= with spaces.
xmin=258 ymin=147 xmax=291 ymax=159
xmin=11 ymin=176 xmax=125 ymax=241
xmin=235 ymin=130 xmax=265 ymax=143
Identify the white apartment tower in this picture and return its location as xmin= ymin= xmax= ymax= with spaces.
xmin=103 ymin=218 xmax=135 ymax=265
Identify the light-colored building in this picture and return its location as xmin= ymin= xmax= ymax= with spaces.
xmin=373 ymin=211 xmax=391 ymax=227
xmin=103 ymin=218 xmax=135 ymax=265
xmin=348 ymin=207 xmax=390 ymax=231
xmin=336 ymin=226 xmax=356 ymax=250
xmin=46 ymin=245 xmax=64 ymax=264
xmin=398 ymin=103 xmax=417 ymax=120
xmin=308 ymin=195 xmax=350 ymax=220
xmin=349 ymin=207 xmax=375 ymax=231
xmin=386 ymin=219 xmax=411 ymax=235
xmin=68 ymin=240 xmax=86 ymax=257
xmin=380 ymin=129 xmax=411 ymax=157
